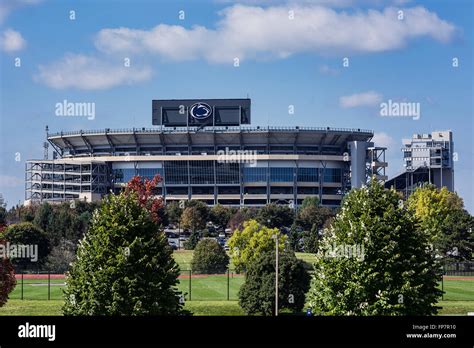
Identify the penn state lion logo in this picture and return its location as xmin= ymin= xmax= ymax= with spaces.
xmin=189 ymin=102 xmax=212 ymax=120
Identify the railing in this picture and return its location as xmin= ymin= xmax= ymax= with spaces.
xmin=48 ymin=126 xmax=373 ymax=138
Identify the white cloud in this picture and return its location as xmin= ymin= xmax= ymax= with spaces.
xmin=0 ymin=0 xmax=42 ymax=24
xmin=0 ymin=28 xmax=26 ymax=52
xmin=94 ymin=5 xmax=457 ymax=64
xmin=215 ymin=0 xmax=354 ymax=6
xmin=0 ymin=175 xmax=23 ymax=188
xmin=319 ymin=64 xmax=339 ymax=75
xmin=372 ymin=132 xmax=396 ymax=149
xmin=215 ymin=0 xmax=410 ymax=7
xmin=34 ymin=54 xmax=152 ymax=90
xmin=339 ymin=91 xmax=383 ymax=108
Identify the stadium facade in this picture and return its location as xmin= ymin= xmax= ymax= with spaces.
xmin=25 ymin=99 xmax=387 ymax=208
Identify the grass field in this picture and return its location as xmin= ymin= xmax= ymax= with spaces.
xmin=10 ymin=276 xmax=473 ymax=303
xmin=0 ymin=300 xmax=246 ymax=316
xmin=10 ymin=278 xmax=66 ymax=301
xmin=173 ymin=250 xmax=317 ymax=270
xmin=1 ymin=299 xmax=473 ymax=316
xmin=173 ymin=250 xmax=195 ymax=270
xmin=177 ymin=273 xmax=245 ymax=301
xmin=439 ymin=279 xmax=474 ymax=301
xmin=2 ymin=250 xmax=472 ymax=316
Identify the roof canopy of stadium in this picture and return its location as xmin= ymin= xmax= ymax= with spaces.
xmin=47 ymin=126 xmax=373 ymax=157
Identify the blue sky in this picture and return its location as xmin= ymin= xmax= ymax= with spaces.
xmin=0 ymin=0 xmax=472 ymax=212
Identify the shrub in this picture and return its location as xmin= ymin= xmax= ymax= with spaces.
xmin=62 ymin=192 xmax=185 ymax=315
xmin=191 ymin=238 xmax=229 ymax=274
xmin=238 ymin=250 xmax=310 ymax=316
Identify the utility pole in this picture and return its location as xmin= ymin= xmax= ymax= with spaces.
xmin=275 ymin=231 xmax=279 ymax=316
xmin=268 ymin=219 xmax=279 ymax=317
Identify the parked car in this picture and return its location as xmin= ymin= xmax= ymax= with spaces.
xmin=218 ymin=232 xmax=225 ymax=239
xmin=165 ymin=231 xmax=179 ymax=239
xmin=224 ymin=244 xmax=230 ymax=251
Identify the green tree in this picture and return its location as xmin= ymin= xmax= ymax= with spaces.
xmin=45 ymin=239 xmax=76 ymax=273
xmin=210 ymin=205 xmax=235 ymax=231
xmin=256 ymin=204 xmax=294 ymax=229
xmin=181 ymin=204 xmax=208 ymax=234
xmin=227 ymin=220 xmax=286 ymax=273
xmin=407 ymin=184 xmax=472 ymax=259
xmin=295 ymin=205 xmax=333 ymax=231
xmin=307 ymin=180 xmax=442 ymax=316
xmin=292 ymin=204 xmax=333 ymax=253
xmin=239 ymin=250 xmax=310 ymax=316
xmin=288 ymin=224 xmax=303 ymax=251
xmin=191 ymin=238 xmax=229 ymax=274
xmin=184 ymin=230 xmax=200 ymax=250
xmin=48 ymin=205 xmax=73 ymax=246
xmin=33 ymin=201 xmax=97 ymax=249
xmin=302 ymin=225 xmax=320 ymax=254
xmin=22 ymin=207 xmax=36 ymax=222
xmin=165 ymin=201 xmax=183 ymax=227
xmin=8 ymin=205 xmax=37 ymax=223
xmin=300 ymin=196 xmax=319 ymax=209
xmin=3 ymin=222 xmax=50 ymax=270
xmin=33 ymin=202 xmax=54 ymax=232
xmin=62 ymin=192 xmax=185 ymax=315
xmin=227 ymin=207 xmax=259 ymax=232
xmin=441 ymin=209 xmax=473 ymax=260
xmin=0 ymin=196 xmax=4 ymax=225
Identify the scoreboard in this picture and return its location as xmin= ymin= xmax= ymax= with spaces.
xmin=152 ymin=99 xmax=251 ymax=127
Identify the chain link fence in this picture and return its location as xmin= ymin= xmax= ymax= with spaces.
xmin=442 ymin=262 xmax=474 ymax=276
xmin=10 ymin=269 xmax=246 ymax=301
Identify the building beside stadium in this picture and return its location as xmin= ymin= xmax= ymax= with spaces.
xmin=385 ymin=130 xmax=454 ymax=198
xmin=25 ymin=99 xmax=387 ymax=208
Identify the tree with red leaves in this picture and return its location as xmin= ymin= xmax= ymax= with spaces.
xmin=125 ymin=175 xmax=164 ymax=224
xmin=0 ymin=236 xmax=16 ymax=307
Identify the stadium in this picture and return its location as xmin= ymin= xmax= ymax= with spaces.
xmin=25 ymin=99 xmax=387 ymax=208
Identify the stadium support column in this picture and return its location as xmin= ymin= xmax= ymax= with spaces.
xmin=319 ymin=161 xmax=327 ymax=205
xmin=318 ymin=166 xmax=323 ymax=204
xmin=266 ymin=161 xmax=270 ymax=205
xmin=161 ymin=160 xmax=167 ymax=203
xmin=239 ymin=162 xmax=244 ymax=208
xmin=187 ymin=160 xmax=191 ymax=201
xmin=349 ymin=141 xmax=369 ymax=188
xmin=213 ymin=160 xmax=217 ymax=206
xmin=293 ymin=161 xmax=297 ymax=210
